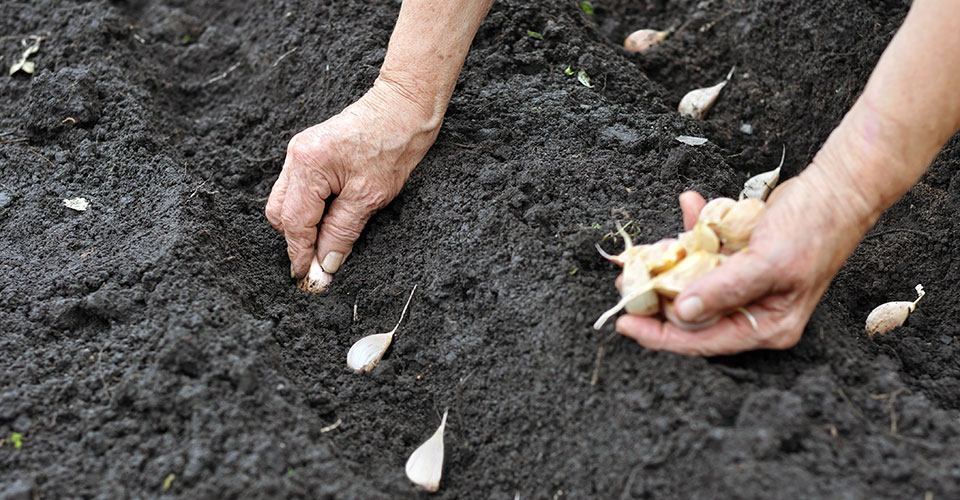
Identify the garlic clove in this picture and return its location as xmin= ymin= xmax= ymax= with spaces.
xmin=678 ymin=221 xmax=720 ymax=254
xmin=622 ymin=260 xmax=659 ymax=316
xmin=678 ymin=67 xmax=734 ymax=119
xmin=298 ymin=257 xmax=334 ymax=294
xmin=652 ymin=250 xmax=724 ymax=298
xmin=624 ymin=28 xmax=670 ymax=53
xmin=346 ymin=285 xmax=418 ymax=372
xmin=698 ymin=197 xmax=737 ymax=231
xmin=406 ymin=410 xmax=448 ymax=492
xmin=740 ymin=146 xmax=785 ymax=201
xmin=346 ymin=332 xmax=394 ymax=372
xmin=717 ymin=198 xmax=765 ymax=252
xmin=865 ymin=284 xmax=925 ymax=337
xmin=640 ymin=238 xmax=686 ymax=274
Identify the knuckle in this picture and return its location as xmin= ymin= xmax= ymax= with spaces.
xmin=350 ymin=178 xmax=391 ymax=212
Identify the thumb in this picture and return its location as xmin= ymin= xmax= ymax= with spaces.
xmin=314 ymin=192 xmax=381 ymax=274
xmin=673 ymin=250 xmax=775 ymax=323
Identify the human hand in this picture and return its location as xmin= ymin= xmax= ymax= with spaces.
xmin=614 ymin=167 xmax=876 ymax=356
xmin=265 ymin=78 xmax=442 ymax=292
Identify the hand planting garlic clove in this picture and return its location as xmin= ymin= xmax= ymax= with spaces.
xmin=406 ymin=410 xmax=448 ymax=492
xmin=298 ymin=257 xmax=334 ymax=294
xmin=623 ymin=28 xmax=671 ymax=53
xmin=678 ymin=67 xmax=734 ymax=119
xmin=740 ymin=146 xmax=785 ymax=201
xmin=716 ymin=198 xmax=765 ymax=252
xmin=594 ymin=194 xmax=767 ymax=330
xmin=346 ymin=285 xmax=417 ymax=372
xmin=865 ymin=284 xmax=925 ymax=337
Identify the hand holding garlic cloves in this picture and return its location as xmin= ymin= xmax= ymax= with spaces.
xmin=612 ymin=170 xmax=877 ymax=356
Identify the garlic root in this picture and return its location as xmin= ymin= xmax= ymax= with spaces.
xmin=298 ymin=257 xmax=333 ymax=294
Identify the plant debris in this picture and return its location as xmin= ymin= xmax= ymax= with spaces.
xmin=676 ymin=135 xmax=708 ymax=146
xmin=63 ymin=197 xmax=90 ymax=212
xmin=577 ymin=69 xmax=594 ymax=88
xmin=9 ymin=36 xmax=42 ymax=76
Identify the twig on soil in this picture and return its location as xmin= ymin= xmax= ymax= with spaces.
xmin=591 ymin=331 xmax=619 ymax=386
xmin=189 ymin=175 xmax=215 ymax=198
xmin=0 ymin=34 xmax=48 ymax=41
xmin=320 ymin=418 xmax=342 ymax=433
xmin=872 ymin=388 xmax=907 ymax=434
xmin=97 ymin=341 xmax=116 ymax=401
xmin=835 ymin=387 xmax=867 ymax=423
xmin=25 ymin=145 xmax=54 ymax=167
xmin=863 ymin=228 xmax=933 ymax=241
xmin=353 ymin=299 xmax=359 ymax=323
xmin=205 ymin=62 xmax=242 ymax=85
xmin=0 ymin=138 xmax=28 ymax=145
xmin=272 ymin=47 xmax=298 ymax=67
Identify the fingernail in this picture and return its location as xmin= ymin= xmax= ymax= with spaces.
xmin=676 ymin=296 xmax=704 ymax=322
xmin=290 ymin=262 xmax=297 ymax=279
xmin=320 ymin=251 xmax=344 ymax=274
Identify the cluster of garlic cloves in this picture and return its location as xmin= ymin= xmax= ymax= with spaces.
xmin=595 ymin=196 xmax=766 ymax=330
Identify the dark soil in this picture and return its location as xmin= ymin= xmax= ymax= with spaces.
xmin=3 ymin=0 xmax=960 ymax=498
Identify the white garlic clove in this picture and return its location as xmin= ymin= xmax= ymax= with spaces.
xmin=716 ymin=198 xmax=765 ymax=252
xmin=346 ymin=285 xmax=418 ymax=372
xmin=865 ymin=284 xmax=925 ymax=338
xmin=640 ymin=238 xmax=686 ymax=274
xmin=622 ymin=260 xmax=659 ymax=316
xmin=698 ymin=197 xmax=737 ymax=230
xmin=678 ymin=67 xmax=734 ymax=119
xmin=346 ymin=332 xmax=394 ymax=372
xmin=652 ymin=250 xmax=724 ymax=298
xmin=623 ymin=28 xmax=670 ymax=53
xmin=298 ymin=257 xmax=333 ymax=294
xmin=740 ymin=146 xmax=785 ymax=200
xmin=406 ymin=410 xmax=448 ymax=492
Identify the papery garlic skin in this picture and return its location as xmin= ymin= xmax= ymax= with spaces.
xmin=865 ymin=284 xmax=925 ymax=337
xmin=406 ymin=410 xmax=448 ymax=493
xmin=298 ymin=257 xmax=333 ymax=294
xmin=624 ymin=29 xmax=670 ymax=53
xmin=346 ymin=333 xmax=394 ymax=372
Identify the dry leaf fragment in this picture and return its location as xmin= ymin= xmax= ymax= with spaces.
xmin=678 ymin=67 xmax=734 ymax=119
xmin=623 ymin=29 xmax=670 ymax=53
xmin=346 ymin=285 xmax=417 ymax=372
xmin=405 ymin=410 xmax=448 ymax=492
xmin=9 ymin=37 xmax=41 ymax=76
xmin=740 ymin=146 xmax=785 ymax=200
xmin=676 ymin=135 xmax=708 ymax=146
xmin=866 ymin=284 xmax=925 ymax=337
xmin=63 ymin=197 xmax=89 ymax=211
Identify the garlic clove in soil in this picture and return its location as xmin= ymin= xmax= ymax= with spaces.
xmin=678 ymin=67 xmax=735 ymax=120
xmin=716 ymin=198 xmax=765 ymax=252
xmin=406 ymin=410 xmax=448 ymax=492
xmin=346 ymin=285 xmax=418 ymax=372
xmin=346 ymin=333 xmax=394 ymax=372
xmin=740 ymin=146 xmax=785 ymax=201
xmin=298 ymin=257 xmax=334 ymax=294
xmin=865 ymin=284 xmax=925 ymax=338
xmin=622 ymin=259 xmax=660 ymax=316
xmin=624 ymin=28 xmax=671 ymax=53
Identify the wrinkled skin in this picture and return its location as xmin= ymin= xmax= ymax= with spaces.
xmin=265 ymin=79 xmax=441 ymax=278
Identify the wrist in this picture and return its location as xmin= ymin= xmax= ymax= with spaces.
xmin=370 ymin=72 xmax=448 ymax=134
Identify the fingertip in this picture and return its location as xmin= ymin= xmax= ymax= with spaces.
xmin=679 ymin=191 xmax=707 ymax=230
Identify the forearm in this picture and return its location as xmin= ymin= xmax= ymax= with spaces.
xmin=374 ymin=0 xmax=495 ymax=126
xmin=804 ymin=0 xmax=960 ymax=228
